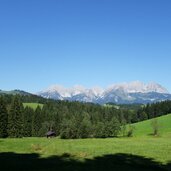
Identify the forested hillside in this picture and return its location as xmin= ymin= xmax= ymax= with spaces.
xmin=0 ymin=94 xmax=171 ymax=139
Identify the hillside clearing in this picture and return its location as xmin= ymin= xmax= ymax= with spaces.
xmin=132 ymin=113 xmax=171 ymax=137
xmin=23 ymin=103 xmax=43 ymax=110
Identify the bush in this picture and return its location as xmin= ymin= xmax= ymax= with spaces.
xmin=127 ymin=125 xmax=135 ymax=137
xmin=151 ymin=118 xmax=160 ymax=136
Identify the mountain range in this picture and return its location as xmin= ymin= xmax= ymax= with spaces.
xmin=37 ymin=81 xmax=171 ymax=104
xmin=0 ymin=89 xmax=32 ymax=96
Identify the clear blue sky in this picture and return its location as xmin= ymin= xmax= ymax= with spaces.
xmin=0 ymin=0 xmax=171 ymax=93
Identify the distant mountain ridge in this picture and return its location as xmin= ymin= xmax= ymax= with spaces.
xmin=0 ymin=89 xmax=32 ymax=96
xmin=1 ymin=81 xmax=170 ymax=104
xmin=37 ymin=81 xmax=171 ymax=104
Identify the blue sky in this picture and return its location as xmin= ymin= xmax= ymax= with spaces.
xmin=0 ymin=0 xmax=171 ymax=93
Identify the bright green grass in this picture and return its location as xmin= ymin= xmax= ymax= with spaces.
xmin=23 ymin=103 xmax=43 ymax=110
xmin=0 ymin=136 xmax=171 ymax=165
xmin=132 ymin=113 xmax=171 ymax=137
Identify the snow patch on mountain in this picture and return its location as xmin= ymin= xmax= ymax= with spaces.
xmin=107 ymin=81 xmax=169 ymax=94
xmin=37 ymin=81 xmax=170 ymax=104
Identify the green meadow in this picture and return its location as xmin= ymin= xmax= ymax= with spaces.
xmin=132 ymin=113 xmax=171 ymax=137
xmin=23 ymin=103 xmax=43 ymax=110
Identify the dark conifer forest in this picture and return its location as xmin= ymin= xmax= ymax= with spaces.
xmin=0 ymin=94 xmax=171 ymax=139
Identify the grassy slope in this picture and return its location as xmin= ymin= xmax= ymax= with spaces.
xmin=23 ymin=103 xmax=43 ymax=110
xmin=132 ymin=114 xmax=171 ymax=137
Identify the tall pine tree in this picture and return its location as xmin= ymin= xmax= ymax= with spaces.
xmin=8 ymin=96 xmax=24 ymax=138
xmin=0 ymin=96 xmax=8 ymax=138
xmin=23 ymin=106 xmax=34 ymax=137
xmin=32 ymin=105 xmax=42 ymax=137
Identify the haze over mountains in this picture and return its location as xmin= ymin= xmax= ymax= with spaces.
xmin=38 ymin=81 xmax=171 ymax=104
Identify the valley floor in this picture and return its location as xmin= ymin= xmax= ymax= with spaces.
xmin=0 ymin=136 xmax=171 ymax=171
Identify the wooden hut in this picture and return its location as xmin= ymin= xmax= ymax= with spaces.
xmin=46 ymin=131 xmax=56 ymax=138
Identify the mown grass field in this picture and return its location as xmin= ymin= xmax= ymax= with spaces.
xmin=23 ymin=103 xmax=43 ymax=110
xmin=0 ymin=114 xmax=171 ymax=171
xmin=0 ymin=136 xmax=171 ymax=163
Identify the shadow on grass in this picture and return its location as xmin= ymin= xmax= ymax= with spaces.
xmin=0 ymin=152 xmax=170 ymax=171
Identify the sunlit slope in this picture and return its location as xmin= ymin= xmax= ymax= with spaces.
xmin=132 ymin=114 xmax=171 ymax=136
xmin=23 ymin=103 xmax=43 ymax=110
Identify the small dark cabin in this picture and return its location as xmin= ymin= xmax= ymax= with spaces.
xmin=46 ymin=131 xmax=56 ymax=138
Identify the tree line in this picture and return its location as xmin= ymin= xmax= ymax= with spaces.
xmin=133 ymin=100 xmax=171 ymax=122
xmin=0 ymin=95 xmax=122 ymax=138
xmin=0 ymin=94 xmax=171 ymax=139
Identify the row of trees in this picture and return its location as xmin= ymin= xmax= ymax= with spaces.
xmin=1 ymin=94 xmax=171 ymax=139
xmin=0 ymin=96 xmax=43 ymax=138
xmin=135 ymin=100 xmax=171 ymax=122
xmin=0 ymin=95 xmax=122 ymax=138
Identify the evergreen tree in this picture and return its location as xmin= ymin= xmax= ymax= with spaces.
xmin=120 ymin=118 xmax=127 ymax=137
xmin=23 ymin=107 xmax=34 ymax=137
xmin=32 ymin=105 xmax=42 ymax=137
xmin=53 ymin=112 xmax=62 ymax=136
xmin=93 ymin=122 xmax=105 ymax=138
xmin=104 ymin=117 xmax=121 ymax=137
xmin=60 ymin=118 xmax=78 ymax=139
xmin=8 ymin=96 xmax=24 ymax=138
xmin=140 ymin=111 xmax=148 ymax=121
xmin=77 ymin=112 xmax=92 ymax=138
xmin=0 ymin=96 xmax=8 ymax=138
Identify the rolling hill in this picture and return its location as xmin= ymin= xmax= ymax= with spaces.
xmin=132 ymin=114 xmax=171 ymax=137
xmin=0 ymin=89 xmax=32 ymax=96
